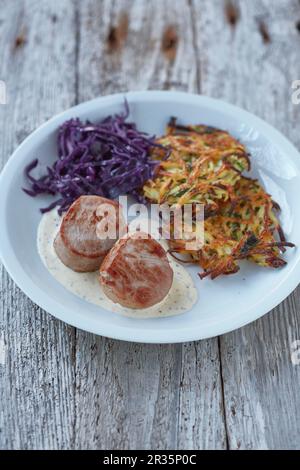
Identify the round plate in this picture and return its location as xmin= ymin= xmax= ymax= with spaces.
xmin=0 ymin=91 xmax=299 ymax=343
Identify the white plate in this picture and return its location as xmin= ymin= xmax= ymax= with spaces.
xmin=0 ymin=91 xmax=300 ymax=343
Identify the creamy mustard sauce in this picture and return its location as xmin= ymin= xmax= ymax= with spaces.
xmin=37 ymin=209 xmax=197 ymax=319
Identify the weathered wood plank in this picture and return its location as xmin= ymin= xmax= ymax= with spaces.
xmin=2 ymin=0 xmax=299 ymax=451
xmin=0 ymin=0 xmax=77 ymax=450
xmin=74 ymin=0 xmax=227 ymax=450
xmin=194 ymin=0 xmax=300 ymax=449
xmin=177 ymin=341 xmax=227 ymax=449
xmin=220 ymin=294 xmax=300 ymax=450
xmin=74 ymin=341 xmax=183 ymax=450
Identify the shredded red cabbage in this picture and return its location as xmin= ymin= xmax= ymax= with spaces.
xmin=23 ymin=102 xmax=167 ymax=214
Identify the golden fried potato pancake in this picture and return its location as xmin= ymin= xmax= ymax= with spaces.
xmin=144 ymin=120 xmax=294 ymax=279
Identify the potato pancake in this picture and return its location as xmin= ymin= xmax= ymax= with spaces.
xmin=143 ymin=119 xmax=294 ymax=279
xmin=144 ymin=119 xmax=250 ymax=215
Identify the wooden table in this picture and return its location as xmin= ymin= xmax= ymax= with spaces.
xmin=1 ymin=0 xmax=300 ymax=450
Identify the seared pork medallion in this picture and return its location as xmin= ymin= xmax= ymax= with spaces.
xmin=54 ymin=195 xmax=124 ymax=272
xmin=99 ymin=232 xmax=173 ymax=309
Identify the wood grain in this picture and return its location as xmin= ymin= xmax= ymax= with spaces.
xmin=0 ymin=0 xmax=77 ymax=450
xmin=0 ymin=0 xmax=300 ymax=450
xmin=194 ymin=0 xmax=300 ymax=449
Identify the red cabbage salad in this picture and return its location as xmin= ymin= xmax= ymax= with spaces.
xmin=23 ymin=102 xmax=168 ymax=215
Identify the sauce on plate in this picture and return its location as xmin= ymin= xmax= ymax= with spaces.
xmin=37 ymin=209 xmax=197 ymax=319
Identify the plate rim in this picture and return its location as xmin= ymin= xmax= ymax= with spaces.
xmin=0 ymin=90 xmax=300 ymax=343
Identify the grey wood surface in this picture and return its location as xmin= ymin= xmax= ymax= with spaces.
xmin=0 ymin=0 xmax=300 ymax=450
